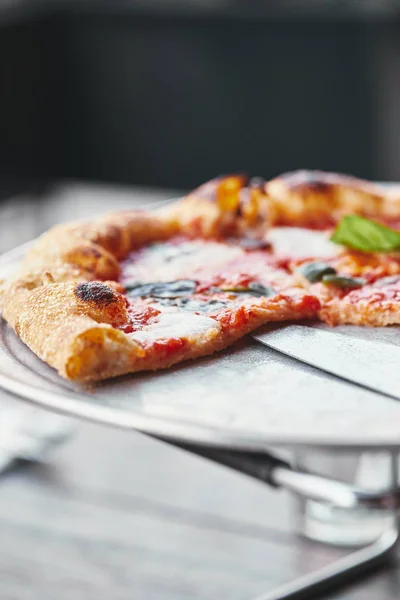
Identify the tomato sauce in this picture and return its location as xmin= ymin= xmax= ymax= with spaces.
xmin=151 ymin=338 xmax=187 ymax=353
xmin=348 ymin=286 xmax=400 ymax=306
xmin=216 ymin=305 xmax=250 ymax=330
xmin=118 ymin=302 xmax=161 ymax=334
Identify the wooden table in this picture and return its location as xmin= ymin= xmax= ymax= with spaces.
xmin=0 ymin=182 xmax=399 ymax=600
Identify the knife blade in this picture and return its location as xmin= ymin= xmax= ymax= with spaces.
xmin=252 ymin=323 xmax=400 ymax=401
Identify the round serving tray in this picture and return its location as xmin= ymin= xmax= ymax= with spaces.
xmin=2 ymin=241 xmax=400 ymax=451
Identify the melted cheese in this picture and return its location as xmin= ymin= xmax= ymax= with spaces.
xmin=123 ymin=241 xmax=243 ymax=283
xmin=267 ymin=227 xmax=340 ymax=260
xmin=130 ymin=310 xmax=220 ymax=343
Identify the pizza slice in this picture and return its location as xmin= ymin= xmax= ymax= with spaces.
xmin=2 ymin=171 xmax=400 ymax=383
xmin=0 ymin=234 xmax=318 ymax=383
xmin=0 ymin=178 xmax=317 ymax=382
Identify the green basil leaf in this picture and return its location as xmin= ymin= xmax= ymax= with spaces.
xmin=297 ymin=262 xmax=337 ymax=283
xmin=330 ymin=215 xmax=400 ymax=253
xmin=221 ymin=283 xmax=276 ymax=297
xmin=322 ymin=274 xmax=365 ymax=289
xmin=248 ymin=282 xmax=276 ymax=297
xmin=125 ymin=280 xmax=197 ymax=298
xmin=235 ymin=238 xmax=272 ymax=251
xmin=159 ymin=297 xmax=228 ymax=313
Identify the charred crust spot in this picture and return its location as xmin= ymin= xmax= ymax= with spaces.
xmin=80 ymin=246 xmax=102 ymax=259
xmin=301 ymin=180 xmax=331 ymax=193
xmin=249 ymin=176 xmax=265 ymax=190
xmin=75 ymin=281 xmax=118 ymax=304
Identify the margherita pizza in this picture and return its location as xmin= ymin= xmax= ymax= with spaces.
xmin=2 ymin=170 xmax=400 ymax=382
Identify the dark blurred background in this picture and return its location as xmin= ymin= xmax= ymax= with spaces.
xmin=2 ymin=0 xmax=400 ymax=197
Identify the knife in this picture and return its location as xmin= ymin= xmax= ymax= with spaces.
xmin=252 ymin=323 xmax=400 ymax=401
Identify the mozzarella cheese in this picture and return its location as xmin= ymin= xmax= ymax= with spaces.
xmin=130 ymin=310 xmax=220 ymax=343
xmin=267 ymin=227 xmax=340 ymax=260
xmin=123 ymin=241 xmax=243 ymax=283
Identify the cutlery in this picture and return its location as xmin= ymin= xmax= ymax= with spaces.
xmin=253 ymin=323 xmax=400 ymax=401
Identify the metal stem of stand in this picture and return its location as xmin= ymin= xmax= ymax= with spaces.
xmin=163 ymin=441 xmax=400 ymax=600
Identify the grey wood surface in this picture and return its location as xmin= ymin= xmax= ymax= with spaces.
xmin=0 ymin=182 xmax=399 ymax=600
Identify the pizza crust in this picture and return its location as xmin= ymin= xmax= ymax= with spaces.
xmin=265 ymin=170 xmax=400 ymax=227
xmin=165 ymin=171 xmax=400 ymax=233
xmin=0 ymin=209 xmax=178 ymax=381
xmin=161 ymin=174 xmax=270 ymax=238
xmin=317 ymin=277 xmax=400 ymax=327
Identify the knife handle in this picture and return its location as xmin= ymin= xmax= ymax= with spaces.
xmin=169 ymin=440 xmax=290 ymax=487
xmin=158 ymin=437 xmax=399 ymax=511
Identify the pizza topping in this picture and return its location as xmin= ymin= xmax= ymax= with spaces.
xmin=348 ymin=278 xmax=400 ymax=303
xmin=232 ymin=237 xmax=272 ymax=251
xmin=247 ymin=282 xmax=276 ymax=296
xmin=74 ymin=281 xmax=119 ymax=304
xmin=297 ymin=261 xmax=337 ymax=283
xmin=266 ymin=227 xmax=339 ymax=260
xmin=321 ymin=274 xmax=365 ymax=289
xmin=152 ymin=338 xmax=188 ymax=354
xmin=119 ymin=303 xmax=161 ymax=334
xmin=331 ymin=215 xmax=400 ymax=253
xmin=148 ymin=242 xmax=197 ymax=262
xmin=373 ymin=275 xmax=400 ymax=287
xmin=130 ymin=311 xmax=220 ymax=345
xmin=219 ymin=282 xmax=277 ymax=297
xmin=122 ymin=239 xmax=243 ymax=283
xmin=158 ymin=297 xmax=228 ymax=313
xmin=125 ymin=279 xmax=197 ymax=299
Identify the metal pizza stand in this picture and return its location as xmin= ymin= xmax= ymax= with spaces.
xmin=1 ymin=242 xmax=400 ymax=600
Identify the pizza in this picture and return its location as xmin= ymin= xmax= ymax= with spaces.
xmin=2 ymin=170 xmax=400 ymax=382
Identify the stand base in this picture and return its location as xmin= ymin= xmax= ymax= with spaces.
xmin=252 ymin=452 xmax=400 ymax=600
xmin=303 ymin=500 xmax=396 ymax=547
xmin=253 ymin=527 xmax=398 ymax=600
xmin=160 ymin=438 xmax=400 ymax=600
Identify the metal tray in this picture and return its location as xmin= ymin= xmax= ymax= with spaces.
xmin=2 ymin=241 xmax=400 ymax=451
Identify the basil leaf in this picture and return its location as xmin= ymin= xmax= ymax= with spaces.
xmin=221 ymin=283 xmax=276 ymax=297
xmin=331 ymin=215 xmax=400 ymax=253
xmin=297 ymin=262 xmax=336 ymax=283
xmin=236 ymin=238 xmax=272 ymax=251
xmin=322 ymin=274 xmax=365 ymax=289
xmin=125 ymin=280 xmax=197 ymax=298
xmin=248 ymin=282 xmax=276 ymax=297
xmin=159 ymin=297 xmax=228 ymax=313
